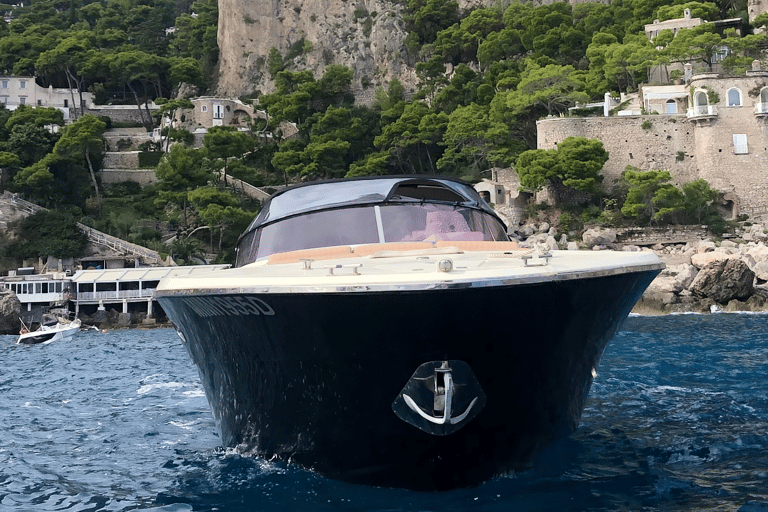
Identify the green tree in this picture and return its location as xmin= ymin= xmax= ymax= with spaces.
xmin=516 ymin=137 xmax=608 ymax=203
xmin=107 ymin=50 xmax=168 ymax=128
xmin=6 ymin=124 xmax=59 ymax=167
xmin=155 ymin=144 xmax=211 ymax=225
xmin=4 ymin=210 xmax=88 ymax=259
xmin=404 ymin=0 xmax=460 ymax=46
xmin=203 ymin=125 xmax=253 ymax=187
xmin=682 ymin=178 xmax=720 ymax=223
xmin=655 ymin=2 xmax=720 ymax=22
xmin=374 ymin=101 xmax=447 ymax=174
xmin=53 ymin=115 xmax=107 ymax=208
xmin=188 ymin=186 xmax=247 ymax=252
xmin=35 ymin=33 xmax=95 ymax=118
xmin=437 ymin=103 xmax=525 ymax=175
xmin=5 ymin=105 xmax=65 ymax=132
xmin=506 ymin=60 xmax=589 ymax=118
xmin=620 ymin=167 xmax=683 ymax=224
xmin=660 ymin=24 xmax=728 ymax=72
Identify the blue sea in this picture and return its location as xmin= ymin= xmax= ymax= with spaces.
xmin=1 ymin=313 xmax=768 ymax=511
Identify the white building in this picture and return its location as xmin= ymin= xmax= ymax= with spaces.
xmin=0 ymin=75 xmax=94 ymax=121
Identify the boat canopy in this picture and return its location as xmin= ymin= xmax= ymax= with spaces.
xmin=248 ymin=176 xmax=501 ymax=229
xmin=235 ymin=176 xmax=510 ymax=267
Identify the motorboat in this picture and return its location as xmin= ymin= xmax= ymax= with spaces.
xmin=156 ymin=176 xmax=664 ymax=490
xmin=17 ymin=312 xmax=81 ymax=345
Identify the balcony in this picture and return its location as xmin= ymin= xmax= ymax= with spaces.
xmin=687 ymin=104 xmax=718 ymax=119
xmin=755 ymin=102 xmax=768 ymax=117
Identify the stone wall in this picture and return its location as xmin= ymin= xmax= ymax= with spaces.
xmin=537 ymin=115 xmax=699 ymax=186
xmin=103 ymin=152 xmax=141 ymax=169
xmin=616 ymin=226 xmax=708 ymax=246
xmin=84 ymin=105 xmax=157 ymax=124
xmin=99 ymin=169 xmax=158 ymax=185
xmin=538 ymin=73 xmax=768 ymax=223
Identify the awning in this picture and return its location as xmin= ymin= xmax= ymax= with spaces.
xmin=70 ymin=265 xmax=229 ymax=283
xmin=644 ymin=92 xmax=689 ymax=100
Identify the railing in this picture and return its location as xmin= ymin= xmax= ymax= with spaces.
xmin=76 ymin=289 xmax=155 ymax=302
xmin=755 ymin=102 xmax=768 ymax=114
xmin=77 ymin=225 xmax=161 ymax=264
xmin=687 ymin=105 xmax=718 ymax=118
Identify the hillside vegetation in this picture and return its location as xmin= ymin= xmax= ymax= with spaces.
xmin=0 ymin=0 xmax=765 ymax=265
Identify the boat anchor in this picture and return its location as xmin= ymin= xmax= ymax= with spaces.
xmin=392 ymin=360 xmax=486 ymax=436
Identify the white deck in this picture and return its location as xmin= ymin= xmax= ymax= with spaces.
xmin=157 ymin=248 xmax=664 ymax=295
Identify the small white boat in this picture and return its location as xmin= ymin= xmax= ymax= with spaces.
xmin=17 ymin=313 xmax=81 ymax=345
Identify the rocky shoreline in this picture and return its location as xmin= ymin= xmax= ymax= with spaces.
xmin=513 ymin=223 xmax=768 ymax=315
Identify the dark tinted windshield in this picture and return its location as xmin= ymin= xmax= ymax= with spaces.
xmin=235 ymin=203 xmax=508 ymax=266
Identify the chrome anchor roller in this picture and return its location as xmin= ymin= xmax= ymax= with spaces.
xmin=392 ymin=360 xmax=486 ymax=436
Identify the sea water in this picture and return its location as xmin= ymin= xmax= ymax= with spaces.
xmin=1 ymin=314 xmax=767 ymax=511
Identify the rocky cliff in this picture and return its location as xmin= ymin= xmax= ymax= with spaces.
xmin=216 ymin=0 xmax=490 ymax=102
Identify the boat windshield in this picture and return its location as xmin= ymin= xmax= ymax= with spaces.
xmin=235 ymin=203 xmax=508 ymax=266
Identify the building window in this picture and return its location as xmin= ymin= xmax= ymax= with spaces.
xmin=19 ymin=80 xmax=26 ymax=89
xmin=1 ymin=80 xmax=7 ymax=88
xmin=727 ymin=88 xmax=741 ymax=107
xmin=18 ymin=96 xmax=25 ymax=104
xmin=63 ymin=99 xmax=68 ymax=107
xmin=0 ymin=96 xmax=6 ymax=104
xmin=665 ymin=99 xmax=677 ymax=114
xmin=692 ymin=91 xmax=709 ymax=116
xmin=37 ymin=99 xmax=41 ymax=105
xmin=711 ymin=45 xmax=730 ymax=63
xmin=201 ymin=105 xmax=207 ymax=112
xmin=733 ymin=134 xmax=748 ymax=154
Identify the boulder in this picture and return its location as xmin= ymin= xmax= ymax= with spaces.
xmin=116 ymin=312 xmax=132 ymax=328
xmin=582 ymin=228 xmax=616 ymax=248
xmin=518 ymin=223 xmax=536 ymax=237
xmin=689 ymin=259 xmax=755 ymax=304
xmin=753 ymin=261 xmax=768 ymax=283
xmin=544 ymin=236 xmax=558 ymax=251
xmin=646 ymin=276 xmax=684 ymax=294
xmin=666 ymin=263 xmax=698 ymax=289
xmin=0 ymin=291 xmax=22 ymax=335
xmin=691 ymin=251 xmax=730 ymax=268
xmin=695 ymin=240 xmax=717 ymax=253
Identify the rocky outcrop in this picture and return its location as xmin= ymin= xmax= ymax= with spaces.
xmin=689 ymin=259 xmax=754 ymax=304
xmin=0 ymin=291 xmax=22 ymax=335
xmin=216 ymin=0 xmax=494 ymax=101
xmin=635 ymin=231 xmax=768 ymax=313
xmin=218 ymin=0 xmax=414 ymax=100
xmin=510 ymin=221 xmax=768 ymax=314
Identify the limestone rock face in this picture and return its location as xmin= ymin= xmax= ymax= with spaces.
xmin=0 ymin=291 xmax=22 ymax=335
xmin=689 ymin=259 xmax=755 ymax=304
xmin=216 ymin=0 xmax=492 ymax=101
xmin=218 ymin=0 xmax=411 ymax=100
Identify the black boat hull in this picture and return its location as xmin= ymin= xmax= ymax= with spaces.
xmin=158 ymin=268 xmax=658 ymax=490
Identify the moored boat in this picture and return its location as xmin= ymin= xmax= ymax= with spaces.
xmin=17 ymin=312 xmax=81 ymax=345
xmin=156 ymin=176 xmax=664 ymax=490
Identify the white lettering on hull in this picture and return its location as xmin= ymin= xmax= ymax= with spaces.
xmin=185 ymin=296 xmax=275 ymax=317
